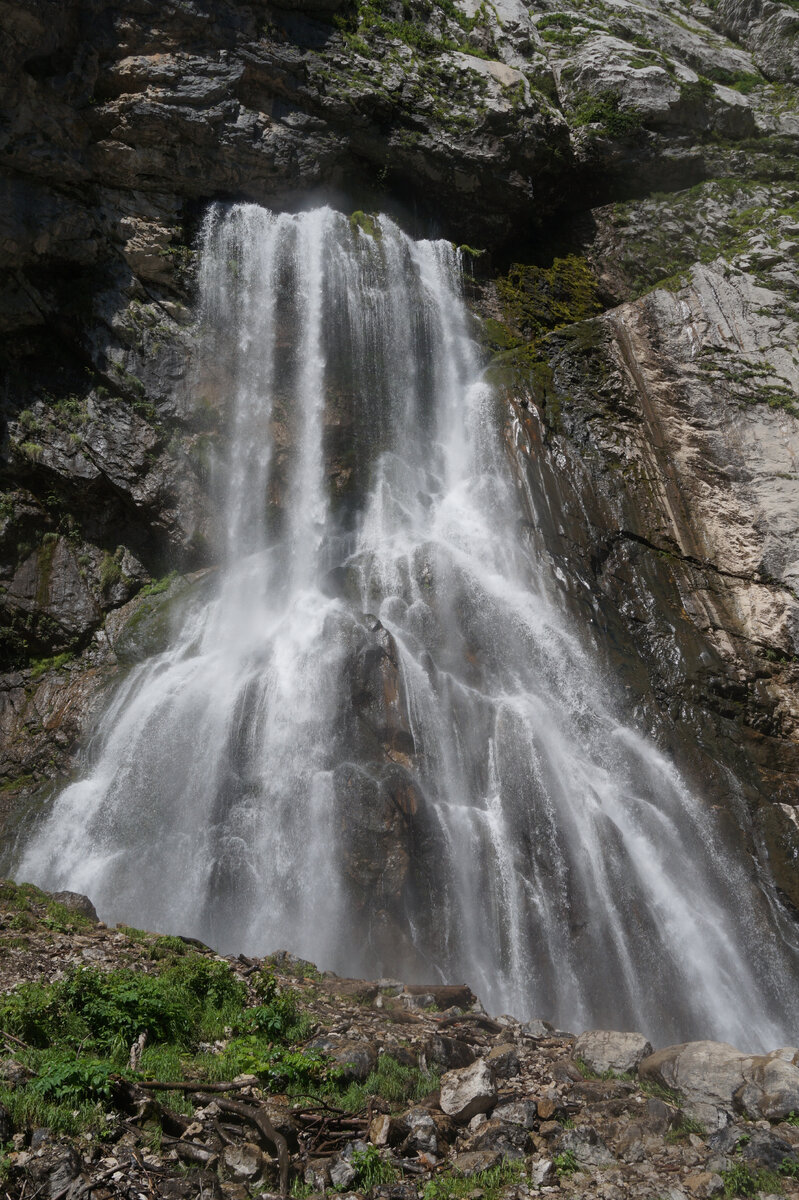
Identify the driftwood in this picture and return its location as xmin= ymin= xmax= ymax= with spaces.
xmin=194 ymin=1093 xmax=289 ymax=1197
xmin=137 ymin=1078 xmax=251 ymax=1093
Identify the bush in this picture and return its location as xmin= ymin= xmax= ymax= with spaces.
xmin=29 ymin=1054 xmax=116 ymax=1104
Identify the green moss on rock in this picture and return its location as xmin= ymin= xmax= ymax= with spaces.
xmin=496 ymin=255 xmax=602 ymax=343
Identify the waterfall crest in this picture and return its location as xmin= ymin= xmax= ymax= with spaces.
xmin=18 ymin=205 xmax=799 ymax=1048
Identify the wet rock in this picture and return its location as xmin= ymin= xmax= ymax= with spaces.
xmin=439 ymin=1059 xmax=497 ymax=1123
xmin=573 ymin=1030 xmax=653 ymax=1076
xmin=222 ymin=1143 xmax=266 ymax=1183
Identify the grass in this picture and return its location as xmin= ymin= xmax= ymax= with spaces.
xmin=573 ymin=1056 xmax=634 ymax=1082
xmin=298 ymin=1051 xmax=441 ymax=1112
xmin=29 ymin=651 xmax=74 ymax=680
xmin=422 ymin=1159 xmax=523 ymax=1200
xmin=665 ymin=1114 xmax=706 ymax=1142
xmin=721 ymin=1163 xmax=785 ymax=1196
xmin=138 ymin=571 xmax=177 ymax=599
xmin=553 ymin=1150 xmax=579 ymax=1177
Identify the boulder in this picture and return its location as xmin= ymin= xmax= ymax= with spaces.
xmin=640 ymin=1041 xmax=799 ymax=1125
xmin=470 ymin=1118 xmax=529 ymax=1156
xmin=684 ymin=1171 xmax=724 ymax=1198
xmin=493 ymin=1100 xmax=538 ymax=1129
xmin=573 ymin=1030 xmax=653 ymax=1075
xmin=639 ymin=1041 xmax=751 ymax=1126
xmin=486 ymin=1042 xmax=520 ymax=1079
xmin=402 ymin=985 xmax=475 ymax=1010
xmin=47 ymin=890 xmax=99 ymax=922
xmin=329 ymin=1159 xmax=357 ymax=1190
xmin=439 ymin=1060 xmax=497 ymax=1123
xmin=530 ymin=1159 xmax=556 ymax=1186
xmin=449 ymin=1150 xmax=501 ymax=1175
xmin=369 ymin=1114 xmax=402 ymax=1147
xmin=222 ymin=1143 xmax=266 ymax=1183
xmin=558 ymin=1124 xmax=615 ymax=1166
xmin=424 ymin=1035 xmax=476 ymax=1070
xmin=329 ymin=1040 xmax=379 ymax=1082
xmin=735 ymin=1052 xmax=799 ymax=1121
xmin=398 ymin=1108 xmax=437 ymax=1155
xmin=739 ymin=1128 xmax=797 ymax=1170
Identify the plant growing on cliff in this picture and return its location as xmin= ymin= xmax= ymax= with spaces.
xmin=571 ymin=90 xmax=643 ymax=137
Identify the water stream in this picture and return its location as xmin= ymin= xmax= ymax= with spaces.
xmin=18 ymin=205 xmax=799 ymax=1048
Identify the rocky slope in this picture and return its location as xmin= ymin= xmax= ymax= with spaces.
xmin=1 ymin=0 xmax=799 ymax=921
xmin=1 ymin=881 xmax=799 ymax=1200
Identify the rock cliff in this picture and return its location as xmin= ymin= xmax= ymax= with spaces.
xmin=1 ymin=0 xmax=798 ymax=917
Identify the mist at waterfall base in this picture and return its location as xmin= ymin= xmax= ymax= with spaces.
xmin=18 ymin=205 xmax=799 ymax=1050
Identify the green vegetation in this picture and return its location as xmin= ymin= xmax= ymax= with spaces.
xmin=138 ymin=571 xmax=178 ymax=599
xmin=537 ymin=13 xmax=585 ymax=45
xmin=350 ymin=210 xmax=382 ymax=240
xmin=573 ymin=1056 xmax=634 ymax=1083
xmin=570 ymin=89 xmax=643 ymax=137
xmin=99 ymin=549 xmax=124 ymax=594
xmin=29 ymin=651 xmax=74 ymax=679
xmin=554 ymin=1150 xmax=579 ymax=1176
xmin=704 ymin=66 xmax=763 ymax=93
xmin=0 ymin=881 xmax=93 ymax=935
xmin=349 ymin=1144 xmax=398 ymax=1188
xmin=665 ymin=1114 xmax=706 ymax=1142
xmin=485 ymin=253 xmax=603 ymax=399
xmin=422 ymin=1159 xmax=523 ymax=1200
xmin=335 ymin=0 xmax=498 ymax=61
xmin=321 ymin=1050 xmax=440 ymax=1113
xmin=0 ymin=942 xmax=327 ymax=1136
xmin=721 ymin=1162 xmax=792 ymax=1196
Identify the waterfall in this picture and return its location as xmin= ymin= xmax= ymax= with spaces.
xmin=17 ymin=205 xmax=799 ymax=1049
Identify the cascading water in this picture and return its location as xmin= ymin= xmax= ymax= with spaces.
xmin=17 ymin=205 xmax=799 ymax=1049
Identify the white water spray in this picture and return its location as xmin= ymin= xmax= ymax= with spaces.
xmin=18 ymin=205 xmax=799 ymax=1048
